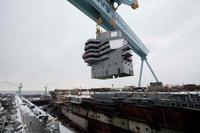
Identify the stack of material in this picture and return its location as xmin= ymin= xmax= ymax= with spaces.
xmin=83 ymin=30 xmax=134 ymax=79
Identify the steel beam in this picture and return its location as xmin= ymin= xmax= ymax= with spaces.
xmin=138 ymin=58 xmax=144 ymax=87
xmin=144 ymin=59 xmax=159 ymax=82
xmin=67 ymin=0 xmax=149 ymax=57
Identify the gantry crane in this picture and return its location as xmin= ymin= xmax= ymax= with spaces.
xmin=44 ymin=83 xmax=58 ymax=96
xmin=67 ymin=0 xmax=159 ymax=86
xmin=1 ymin=81 xmax=23 ymax=97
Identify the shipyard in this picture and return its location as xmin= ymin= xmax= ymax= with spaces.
xmin=1 ymin=84 xmax=200 ymax=133
xmin=1 ymin=0 xmax=200 ymax=133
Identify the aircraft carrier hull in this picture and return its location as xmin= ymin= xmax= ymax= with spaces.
xmin=119 ymin=103 xmax=200 ymax=132
xmin=58 ymin=93 xmax=200 ymax=133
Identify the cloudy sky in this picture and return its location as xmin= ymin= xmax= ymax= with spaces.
xmin=0 ymin=0 xmax=200 ymax=91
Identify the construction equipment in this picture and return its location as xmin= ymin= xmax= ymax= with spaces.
xmin=44 ymin=83 xmax=58 ymax=97
xmin=1 ymin=81 xmax=23 ymax=97
xmin=66 ymin=0 xmax=159 ymax=86
xmin=108 ymin=0 xmax=139 ymax=10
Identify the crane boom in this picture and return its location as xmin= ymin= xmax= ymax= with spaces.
xmin=67 ymin=0 xmax=149 ymax=57
xmin=66 ymin=0 xmax=159 ymax=85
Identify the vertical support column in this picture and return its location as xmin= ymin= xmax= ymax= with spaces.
xmin=18 ymin=83 xmax=23 ymax=98
xmin=45 ymin=86 xmax=47 ymax=96
xmin=138 ymin=58 xmax=144 ymax=87
xmin=144 ymin=59 xmax=159 ymax=82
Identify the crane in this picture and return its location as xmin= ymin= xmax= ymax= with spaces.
xmin=66 ymin=0 xmax=159 ymax=86
xmin=44 ymin=83 xmax=58 ymax=96
xmin=1 ymin=81 xmax=23 ymax=97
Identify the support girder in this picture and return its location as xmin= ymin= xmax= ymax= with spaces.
xmin=67 ymin=0 xmax=149 ymax=58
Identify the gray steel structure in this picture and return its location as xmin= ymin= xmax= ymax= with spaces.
xmin=83 ymin=30 xmax=133 ymax=79
xmin=67 ymin=0 xmax=160 ymax=86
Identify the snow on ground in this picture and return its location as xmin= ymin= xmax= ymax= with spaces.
xmin=16 ymin=95 xmax=75 ymax=133
xmin=22 ymin=97 xmax=47 ymax=116
xmin=59 ymin=123 xmax=74 ymax=133
xmin=15 ymin=96 xmax=23 ymax=122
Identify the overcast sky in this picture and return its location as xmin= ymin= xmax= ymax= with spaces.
xmin=0 ymin=0 xmax=200 ymax=91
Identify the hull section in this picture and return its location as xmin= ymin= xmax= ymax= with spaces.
xmin=50 ymin=90 xmax=200 ymax=133
xmin=60 ymin=101 xmax=191 ymax=133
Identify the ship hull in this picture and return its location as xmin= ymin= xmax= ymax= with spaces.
xmin=59 ymin=99 xmax=198 ymax=133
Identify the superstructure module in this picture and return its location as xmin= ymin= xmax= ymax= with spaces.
xmin=83 ymin=30 xmax=133 ymax=79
